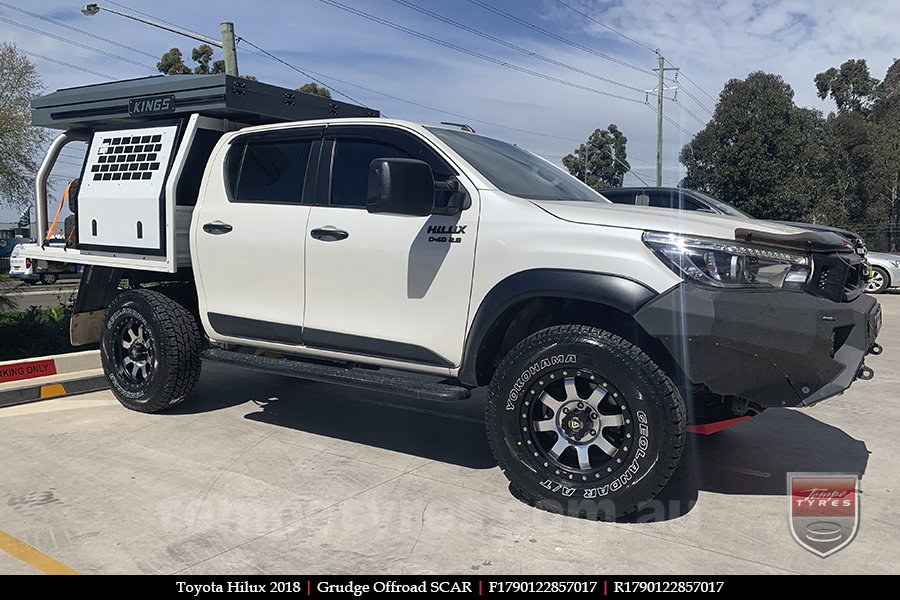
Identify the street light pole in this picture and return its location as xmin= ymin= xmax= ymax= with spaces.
xmin=80 ymin=3 xmax=239 ymax=76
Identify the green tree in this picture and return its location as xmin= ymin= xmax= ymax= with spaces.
xmin=0 ymin=43 xmax=48 ymax=211
xmin=155 ymin=47 xmax=330 ymax=98
xmin=190 ymin=44 xmax=225 ymax=74
xmin=815 ymin=59 xmax=878 ymax=114
xmin=157 ymin=45 xmax=225 ymax=75
xmin=156 ymin=47 xmax=191 ymax=75
xmin=680 ymin=71 xmax=824 ymax=221
xmin=815 ymin=58 xmax=900 ymax=251
xmin=297 ymin=82 xmax=332 ymax=98
xmin=562 ymin=124 xmax=629 ymax=190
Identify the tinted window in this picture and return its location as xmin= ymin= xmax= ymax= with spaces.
xmin=598 ymin=190 xmax=638 ymax=205
xmin=427 ymin=127 xmax=607 ymax=202
xmin=692 ymin=190 xmax=753 ymax=218
xmin=330 ymin=140 xmax=411 ymax=207
xmin=229 ymin=140 xmax=313 ymax=203
xmin=647 ymin=192 xmax=678 ymax=209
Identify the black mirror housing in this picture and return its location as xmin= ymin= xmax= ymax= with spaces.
xmin=367 ymin=158 xmax=435 ymax=216
xmin=432 ymin=176 xmax=471 ymax=215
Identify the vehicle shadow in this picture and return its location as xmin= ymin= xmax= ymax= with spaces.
xmin=172 ymin=363 xmax=495 ymax=469
xmin=628 ymin=408 xmax=869 ymax=522
xmin=174 ymin=365 xmax=869 ymax=523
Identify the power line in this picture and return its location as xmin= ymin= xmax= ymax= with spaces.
xmin=20 ymin=49 xmax=115 ymax=80
xmin=644 ymin=103 xmax=695 ymax=138
xmin=465 ymin=0 xmax=653 ymax=76
xmin=541 ymin=1 xmax=720 ymax=119
xmin=668 ymin=77 xmax=714 ymax=116
xmin=53 ymin=159 xmax=86 ymax=168
xmin=0 ymin=1 xmax=158 ymax=60
xmin=552 ymin=0 xmax=658 ymax=54
xmin=667 ymin=59 xmax=718 ymax=103
xmin=391 ymin=0 xmax=647 ymax=94
xmin=671 ymin=98 xmax=708 ymax=127
xmin=316 ymin=0 xmax=648 ymax=105
xmin=237 ymin=52 xmax=590 ymax=145
xmin=236 ymin=37 xmax=369 ymax=108
xmin=0 ymin=15 xmax=155 ymax=72
xmin=537 ymin=150 xmax=652 ymax=186
xmin=106 ymin=0 xmax=208 ymax=40
xmin=86 ymin=5 xmax=597 ymax=148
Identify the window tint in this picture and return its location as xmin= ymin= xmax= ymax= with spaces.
xmin=427 ymin=127 xmax=607 ymax=202
xmin=647 ymin=192 xmax=678 ymax=209
xmin=229 ymin=140 xmax=313 ymax=203
xmin=330 ymin=140 xmax=411 ymax=207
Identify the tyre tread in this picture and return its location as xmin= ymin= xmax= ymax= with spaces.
xmin=486 ymin=324 xmax=685 ymax=520
xmin=103 ymin=289 xmax=202 ymax=413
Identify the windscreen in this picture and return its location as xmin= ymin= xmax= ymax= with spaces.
xmin=427 ymin=127 xmax=608 ymax=202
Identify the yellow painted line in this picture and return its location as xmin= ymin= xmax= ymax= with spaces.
xmin=40 ymin=384 xmax=67 ymax=399
xmin=0 ymin=530 xmax=80 ymax=575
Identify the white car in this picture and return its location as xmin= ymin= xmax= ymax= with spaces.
xmin=9 ymin=242 xmax=76 ymax=285
xmin=866 ymin=252 xmax=900 ymax=294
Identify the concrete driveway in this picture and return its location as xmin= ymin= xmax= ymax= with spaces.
xmin=1 ymin=294 xmax=898 ymax=575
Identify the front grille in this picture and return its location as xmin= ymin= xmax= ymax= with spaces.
xmin=807 ymin=253 xmax=863 ymax=302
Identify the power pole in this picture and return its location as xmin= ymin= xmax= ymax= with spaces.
xmin=650 ymin=54 xmax=678 ymax=186
xmin=221 ymin=21 xmax=239 ymax=77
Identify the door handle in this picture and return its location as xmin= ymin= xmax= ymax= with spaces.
xmin=202 ymin=221 xmax=233 ymax=235
xmin=310 ymin=227 xmax=349 ymax=242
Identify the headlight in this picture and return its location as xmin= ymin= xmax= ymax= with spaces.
xmin=643 ymin=232 xmax=811 ymax=290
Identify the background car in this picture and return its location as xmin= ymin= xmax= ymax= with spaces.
xmin=865 ymin=252 xmax=900 ymax=294
xmin=600 ymin=186 xmax=752 ymax=218
xmin=8 ymin=241 xmax=78 ymax=285
xmin=600 ymin=186 xmax=868 ymax=255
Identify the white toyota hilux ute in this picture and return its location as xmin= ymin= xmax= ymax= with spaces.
xmin=22 ymin=75 xmax=882 ymax=520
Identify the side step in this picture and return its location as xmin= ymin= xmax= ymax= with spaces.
xmin=201 ymin=348 xmax=471 ymax=402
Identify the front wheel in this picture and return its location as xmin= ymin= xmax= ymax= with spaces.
xmin=101 ymin=289 xmax=202 ymax=413
xmin=866 ymin=266 xmax=890 ymax=294
xmin=486 ymin=325 xmax=685 ymax=520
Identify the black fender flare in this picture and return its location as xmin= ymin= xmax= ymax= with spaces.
xmin=458 ymin=269 xmax=657 ymax=386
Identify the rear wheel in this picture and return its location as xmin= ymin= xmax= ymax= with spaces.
xmin=101 ymin=289 xmax=202 ymax=413
xmin=486 ymin=325 xmax=685 ymax=520
xmin=866 ymin=266 xmax=890 ymax=294
xmin=39 ymin=273 xmax=57 ymax=285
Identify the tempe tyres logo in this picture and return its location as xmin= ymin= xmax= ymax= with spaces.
xmin=788 ymin=473 xmax=860 ymax=557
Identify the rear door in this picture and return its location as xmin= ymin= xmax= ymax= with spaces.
xmin=193 ymin=127 xmax=321 ymax=345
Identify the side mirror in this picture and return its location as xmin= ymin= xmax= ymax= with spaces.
xmin=367 ymin=158 xmax=434 ymax=217
xmin=432 ymin=176 xmax=471 ymax=215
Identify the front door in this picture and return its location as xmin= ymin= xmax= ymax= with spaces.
xmin=302 ymin=125 xmax=478 ymax=367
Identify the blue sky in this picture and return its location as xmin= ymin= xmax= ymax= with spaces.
xmin=2 ymin=0 xmax=899 ymax=222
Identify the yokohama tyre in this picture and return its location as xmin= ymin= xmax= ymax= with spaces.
xmin=101 ymin=289 xmax=202 ymax=413
xmin=486 ymin=325 xmax=685 ymax=520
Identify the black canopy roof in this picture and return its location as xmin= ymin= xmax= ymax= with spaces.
xmin=32 ymin=74 xmax=378 ymax=130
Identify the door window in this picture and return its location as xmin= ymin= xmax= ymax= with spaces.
xmin=227 ymin=139 xmax=314 ymax=204
xmin=329 ymin=140 xmax=411 ymax=208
